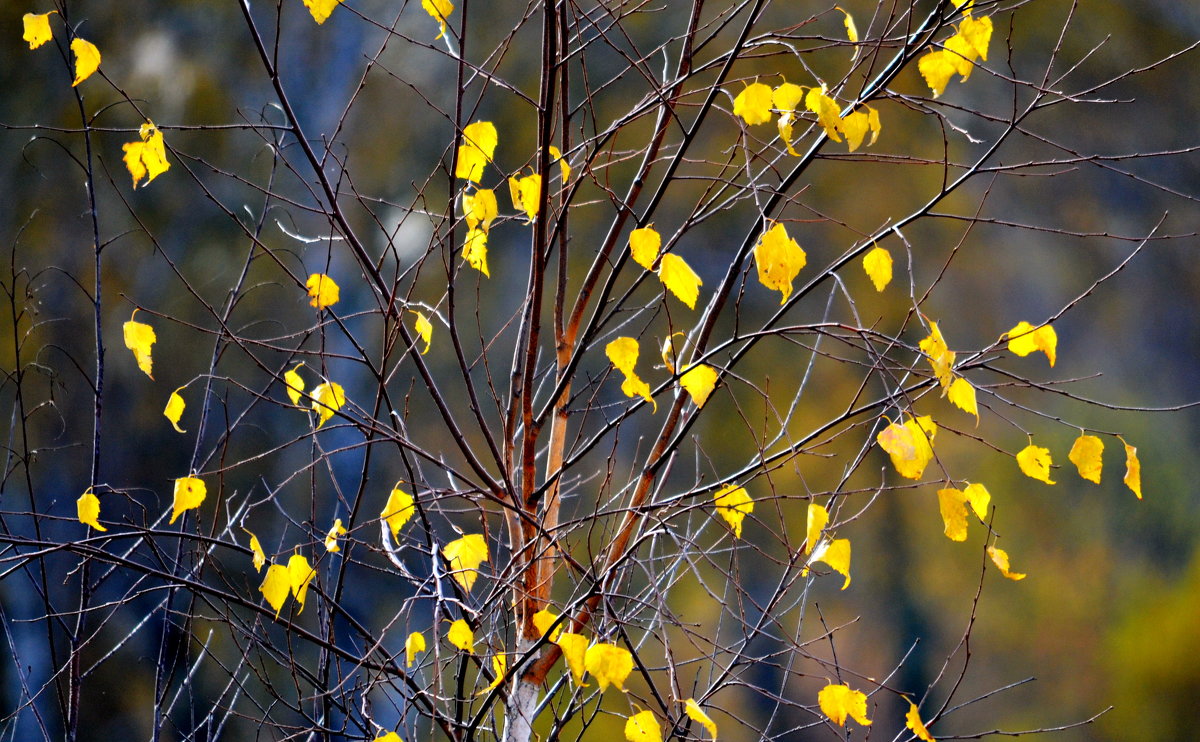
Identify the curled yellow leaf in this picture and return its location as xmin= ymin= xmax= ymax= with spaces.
xmin=555 ymin=631 xmax=589 ymax=685
xmin=123 ymin=310 xmax=156 ymax=379
xmin=77 ymin=488 xmax=106 ymax=532
xmin=714 ymin=484 xmax=753 ymax=538
xmin=170 ymin=476 xmax=207 ymax=525
xmin=311 ymin=381 xmax=346 ymax=428
xmin=987 ymin=545 xmax=1026 ymax=580
xmin=1121 ymin=437 xmax=1142 ymax=500
xmin=509 ymin=172 xmax=542 ymax=221
xmin=806 ymin=502 xmax=829 ymax=555
xmin=805 ymin=86 xmax=842 ymax=142
xmin=963 ymin=482 xmax=991 ymax=520
xmin=684 ymin=699 xmax=717 ymax=739
xmin=245 ymin=528 xmax=266 ymax=573
xmin=70 ymin=38 xmax=100 ymax=86
xmin=811 ymin=538 xmax=851 ymax=589
xmin=919 ymin=321 xmax=956 ymax=388
xmin=260 ymin=563 xmax=290 ymax=618
xmin=462 ymin=188 xmax=498 ymax=231
xmin=411 ymin=310 xmax=433 ymax=354
xmin=287 ymin=553 xmax=315 ymax=612
xmin=1005 ymin=321 xmax=1057 ymax=367
xmin=937 ymin=487 xmax=970 ymax=542
xmin=947 ymin=377 xmax=978 ymax=419
xmin=163 ymin=387 xmax=187 ymax=433
xmin=817 ymin=682 xmax=871 ymax=727
xmin=606 ymin=337 xmax=656 ymax=410
xmin=533 ymin=607 xmax=561 ymax=641
xmin=324 ymin=518 xmax=347 ymax=552
xmin=877 ymin=416 xmax=936 ymax=480
xmin=463 ymin=227 xmax=490 ymax=277
xmin=422 ymin=0 xmax=454 ymax=39
xmin=284 ymin=363 xmax=305 ymax=405
xmin=477 ymin=653 xmax=507 ymax=695
xmin=835 ymin=6 xmax=859 ymax=42
xmin=548 ymin=145 xmax=571 ymax=181
xmin=905 ymin=701 xmax=935 ymax=741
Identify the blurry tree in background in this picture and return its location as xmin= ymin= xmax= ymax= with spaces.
xmin=1 ymin=0 xmax=1198 ymax=740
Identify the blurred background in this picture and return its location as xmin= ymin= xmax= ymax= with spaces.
xmin=1 ymin=0 xmax=1198 ymax=739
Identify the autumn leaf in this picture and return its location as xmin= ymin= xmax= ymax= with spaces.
xmin=555 ymin=632 xmax=589 ymax=685
xmin=301 ymin=0 xmax=342 ymax=24
xmin=324 ymin=518 xmax=346 ymax=552
xmin=919 ymin=321 xmax=956 ymax=388
xmin=679 ymin=364 xmax=718 ymax=408
xmin=121 ymin=121 xmax=171 ymax=188
xmin=838 ymin=108 xmax=881 ymax=152
xmin=170 ymin=476 xmax=207 ymax=524
xmin=732 ymin=82 xmax=773 ymax=125
xmin=963 ymin=482 xmax=991 ymax=519
xmin=877 ymin=416 xmax=937 ymax=480
xmin=773 ymin=82 xmax=804 ymax=155
xmin=1121 ymin=437 xmax=1142 ymax=499
xmin=375 ymin=733 xmax=403 ymax=742
xmin=23 ymin=12 xmax=55 ymax=49
xmin=463 ymin=227 xmax=490 ymax=276
xmin=625 ymin=710 xmax=663 ymax=742
xmin=306 ymin=273 xmax=340 ymax=310
xmin=947 ymin=377 xmax=978 ymax=419
xmin=606 ymin=336 xmax=656 ymax=410
xmin=447 ymin=619 xmax=475 ymax=652
xmin=477 ymin=654 xmax=507 ymax=695
xmin=284 ymin=363 xmax=305 ymax=405
xmin=462 ymin=188 xmax=498 ymax=231
xmin=245 ymin=529 xmax=266 ymax=572
xmin=260 ymin=563 xmax=290 ymax=617
xmin=937 ymin=487 xmax=970 ymax=542
xmin=422 ymin=0 xmax=454 ymax=39
xmin=684 ymin=699 xmax=718 ymax=739
xmin=754 ymin=222 xmax=807 ymax=303
xmin=987 ymin=545 xmax=1027 ymax=580
xmin=817 ymin=682 xmax=871 ymax=726
xmin=714 ymin=484 xmax=753 ymax=538
xmin=71 ymin=38 xmax=100 ymax=86
xmin=123 ymin=310 xmax=156 ymax=379
xmin=533 ymin=607 xmax=561 ymax=640
xmin=658 ymin=253 xmax=702 ymax=309
xmin=1005 ymin=321 xmax=1057 ymax=366
xmin=811 ymin=538 xmax=852 ymax=589
xmin=287 ymin=553 xmax=315 ymax=612
xmin=442 ymin=533 xmax=488 ymax=591
xmin=311 ymin=381 xmax=346 ymax=428
xmin=1068 ymin=434 xmax=1104 ymax=484
xmin=455 ymin=121 xmax=497 ymax=182
xmin=411 ymin=310 xmax=433 ymax=354
xmin=862 ymin=245 xmax=892 ymax=291
xmin=549 ymin=145 xmax=571 ymax=181
xmin=905 ymin=701 xmax=935 ymax=741
xmin=805 ymin=86 xmax=842 ymax=142
xmin=405 ymin=631 xmax=426 ymax=667
xmin=835 ymin=6 xmax=859 ymax=42
xmin=958 ymin=14 xmax=993 ymax=61
xmin=509 ymin=172 xmax=542 ymax=221
xmin=585 ymin=642 xmax=634 ymax=691
xmin=77 ymin=488 xmax=106 ymax=531
xmin=918 ymin=51 xmax=958 ymax=98
xmin=1016 ymin=444 xmax=1056 ymax=484
xmin=806 ymin=502 xmax=829 ymax=555
xmin=158 ymin=387 xmax=187 ymax=433
xmin=381 ymin=483 xmax=415 ymax=539
xmin=629 ymin=225 xmax=661 ymax=270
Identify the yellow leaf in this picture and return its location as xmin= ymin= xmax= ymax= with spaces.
xmin=754 ymin=222 xmax=807 ymax=303
xmin=381 ymin=483 xmax=415 ymax=539
xmin=23 ymin=12 xmax=55 ymax=49
xmin=447 ymin=618 xmax=475 ymax=652
xmin=463 ymin=188 xmax=498 ymax=231
xmin=877 ymin=416 xmax=936 ymax=480
xmin=411 ymin=310 xmax=433 ymax=354
xmin=806 ymin=503 xmax=829 ymax=555
xmin=943 ymin=34 xmax=978 ymax=80
xmin=805 ymin=86 xmax=842 ymax=142
xmin=1004 ymin=321 xmax=1057 ymax=367
xmin=324 ymin=518 xmax=347 ymax=553
xmin=812 ymin=538 xmax=852 ymax=589
xmin=732 ymin=82 xmax=774 ymax=125
xmin=311 ymin=381 xmax=346 ymax=428
xmin=555 ymin=632 xmax=589 ymax=685
xmin=284 ymin=363 xmax=305 ymax=405
xmin=835 ymin=6 xmax=859 ymax=42
xmin=375 ymin=733 xmax=403 ymax=742
xmin=77 ymin=488 xmax=106 ymax=532
xmin=533 ymin=607 xmax=561 ymax=640
xmin=629 ymin=225 xmax=661 ymax=270
xmin=866 ymin=107 xmax=882 ymax=146
xmin=817 ymin=683 xmax=871 ymax=727
xmin=463 ymin=227 xmax=490 ymax=277
xmin=442 ymin=533 xmax=488 ymax=591
xmin=301 ymin=0 xmax=342 ymax=24
xmin=606 ymin=337 xmax=656 ymax=410
xmin=422 ymin=0 xmax=454 ymax=39
xmin=260 ymin=563 xmax=290 ymax=618
xmin=918 ymin=50 xmax=957 ymax=98
xmin=714 ymin=484 xmax=753 ymax=538
xmin=838 ymin=111 xmax=870 ymax=152
xmin=963 ymin=482 xmax=991 ymax=520
xmin=772 ymin=82 xmax=804 ymax=113
xmin=1121 ymin=438 xmax=1142 ymax=500
xmin=679 ymin=364 xmax=718 ymax=408
xmin=1016 ymin=444 xmax=1056 ymax=485
xmin=123 ymin=311 xmax=156 ymax=379
xmin=947 ymin=377 xmax=977 ymax=419
xmin=862 ymin=245 xmax=892 ymax=292
xmin=684 ymin=699 xmax=718 ymax=739
xmin=658 ymin=253 xmax=702 ymax=309
xmin=245 ymin=529 xmax=266 ymax=572
xmin=70 ymin=38 xmax=100 ymax=86
xmin=585 ymin=642 xmax=633 ymax=692
xmin=987 ymin=545 xmax=1026 ymax=581
xmin=919 ymin=322 xmax=956 ymax=388
xmin=287 ymin=553 xmax=315 ymax=612
xmin=162 ymin=387 xmax=187 ymax=433
xmin=937 ymin=488 xmax=969 ymax=542
xmin=660 ymin=332 xmax=685 ymax=374
xmin=405 ymin=631 xmax=426 ymax=667
xmin=456 ymin=146 xmax=489 ymax=183
xmin=509 ymin=173 xmax=542 ymax=221
xmin=477 ymin=653 xmax=507 ymax=695
xmin=306 ymin=273 xmax=340 ymax=310
xmin=549 ymin=144 xmax=571 ymax=181
xmin=625 ymin=710 xmax=663 ymax=742
xmin=905 ymin=701 xmax=935 ymax=741
xmin=170 ymin=476 xmax=207 ymax=525
xmin=455 ymin=121 xmax=497 ymax=182
xmin=958 ymin=14 xmax=993 ymax=61
xmin=1068 ymin=434 xmax=1104 ymax=484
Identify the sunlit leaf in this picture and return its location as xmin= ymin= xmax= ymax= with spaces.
xmin=1068 ymin=434 xmax=1104 ymax=484
xmin=937 ymin=487 xmax=969 ymax=542
xmin=754 ymin=222 xmax=807 ymax=303
xmin=817 ymin=682 xmax=871 ymax=727
xmin=163 ymin=387 xmax=187 ymax=433
xmin=947 ymin=377 xmax=977 ymax=419
xmin=919 ymin=321 xmax=956 ymax=388
xmin=555 ymin=632 xmax=589 ymax=685
xmin=684 ymin=699 xmax=718 ymax=739
xmin=679 ymin=364 xmax=718 ymax=408
xmin=447 ymin=619 xmax=474 ymax=652
xmin=411 ymin=310 xmax=433 ymax=354
xmin=944 ymin=34 xmax=978 ymax=80
xmin=170 ymin=476 xmax=207 ymax=525
xmin=405 ymin=631 xmax=426 ymax=667
xmin=629 ymin=225 xmax=661 ymax=270
xmin=839 ymin=108 xmax=881 ymax=152
xmin=1121 ymin=437 xmax=1142 ymax=500
xmin=477 ymin=653 xmax=507 ymax=695
xmin=606 ymin=337 xmax=656 ymax=410
xmin=70 ymin=38 xmax=100 ymax=86
xmin=306 ymin=273 xmax=340 ymax=310
xmin=773 ymin=82 xmax=804 ymax=154
xmin=877 ymin=416 xmax=936 ymax=480
xmin=658 ymin=253 xmax=702 ymax=309
xmin=381 ymin=483 xmax=415 ymax=539
xmin=549 ymin=145 xmax=571 ymax=181
xmin=861 ymin=245 xmax=892 ymax=291
xmin=311 ymin=381 xmax=346 ymax=428
xmin=457 ymin=147 xmax=489 ymax=183
xmin=375 ymin=733 xmax=403 ymax=742
xmin=463 ymin=188 xmax=498 ymax=231
xmin=805 ymin=86 xmax=842 ymax=142
xmin=812 ymin=538 xmax=852 ymax=589
xmin=958 ymin=14 xmax=993 ymax=61
xmin=713 ymin=484 xmax=753 ymax=538
xmin=23 ymin=12 xmax=55 ymax=49
xmin=987 ymin=545 xmax=1026 ymax=580
xmin=123 ymin=310 xmax=156 ymax=379
xmin=625 ymin=710 xmax=663 ymax=742
xmin=835 ymin=6 xmax=859 ymax=42
xmin=806 ymin=503 xmax=829 ymax=555
xmin=245 ymin=529 xmax=266 ymax=573
xmin=509 ymin=173 xmax=542 ymax=221
xmin=533 ymin=607 xmax=561 ymax=640
xmin=260 ymin=563 xmax=290 ymax=618
xmin=455 ymin=121 xmax=496 ymax=182
xmin=905 ymin=701 xmax=935 ymax=741
xmin=284 ymin=363 xmax=305 ymax=405
xmin=732 ymin=82 xmax=773 ymax=125
xmin=1016 ymin=444 xmax=1056 ymax=484
xmin=121 ymin=120 xmax=170 ymax=188
xmin=287 ymin=553 xmax=315 ymax=612
xmin=963 ymin=482 xmax=991 ymax=520
xmin=585 ymin=642 xmax=633 ymax=692
xmin=324 ymin=518 xmax=346 ymax=553
xmin=463 ymin=227 xmax=490 ymax=276
xmin=918 ymin=51 xmax=957 ymax=98
xmin=301 ymin=0 xmax=342 ymax=24
xmin=422 ymin=0 xmax=454 ymax=39
xmin=77 ymin=488 xmax=106 ymax=532
xmin=443 ymin=533 xmax=488 ymax=591
xmin=1005 ymin=321 xmax=1057 ymax=366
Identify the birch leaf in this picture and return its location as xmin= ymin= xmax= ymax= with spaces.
xmin=629 ymin=226 xmax=661 ymax=270
xmin=714 ymin=484 xmax=753 ymax=538
xmin=919 ymin=322 xmax=956 ymax=388
xmin=422 ymin=0 xmax=454 ymax=39
xmin=447 ymin=619 xmax=474 ymax=652
xmin=947 ymin=377 xmax=978 ymax=419
xmin=806 ymin=503 xmax=829 ymax=555
xmin=658 ymin=253 xmax=702 ymax=309
xmin=442 ymin=533 xmax=488 ymax=591
xmin=405 ymin=631 xmax=426 ymax=667
xmin=287 ymin=553 xmax=315 ymax=612
xmin=306 ymin=273 xmax=340 ymax=309
xmin=23 ymin=12 xmax=55 ymax=49
xmin=123 ymin=311 xmax=156 ymax=379
xmin=245 ymin=529 xmax=266 ymax=572
xmin=606 ymin=337 xmax=655 ymax=410
xmin=455 ymin=121 xmax=497 ymax=182
xmin=732 ymin=82 xmax=773 ymax=125
xmin=1122 ymin=438 xmax=1143 ymax=500
xmin=463 ymin=227 xmax=490 ymax=276
xmin=877 ymin=416 xmax=936 ymax=480
xmin=817 ymin=683 xmax=871 ymax=726
xmin=555 ymin=632 xmax=589 ymax=685
xmin=937 ymin=488 xmax=970 ymax=542
xmin=1016 ymin=444 xmax=1056 ymax=484
xmin=463 ymin=188 xmax=498 ymax=231
xmin=311 ymin=381 xmax=345 ymax=428
xmin=375 ymin=733 xmax=403 ymax=742
xmin=77 ymin=488 xmax=106 ymax=531
xmin=684 ymin=699 xmax=718 ymax=739
xmin=284 ymin=363 xmax=305 ymax=405
xmin=1005 ymin=321 xmax=1057 ymax=366
xmin=987 ymin=545 xmax=1026 ymax=580
xmin=585 ymin=642 xmax=633 ymax=691
xmin=533 ymin=608 xmax=561 ymax=640
xmin=411 ymin=311 xmax=433 ymax=354
xmin=625 ymin=710 xmax=663 ymax=742
xmin=958 ymin=14 xmax=993 ymax=61
xmin=170 ymin=476 xmax=207 ymax=524
xmin=963 ymin=482 xmax=991 ymax=520
xmin=477 ymin=654 xmax=507 ymax=695
xmin=163 ymin=387 xmax=186 ymax=433
xmin=302 ymin=0 xmax=342 ymax=24
xmin=381 ymin=483 xmax=415 ymax=539
xmin=773 ymin=82 xmax=804 ymax=155
xmin=754 ymin=222 xmax=806 ymax=303
xmin=324 ymin=518 xmax=347 ymax=553
xmin=679 ymin=364 xmax=718 ymax=408
xmin=918 ymin=51 xmax=957 ymax=98
xmin=805 ymin=86 xmax=842 ymax=142
xmin=862 ymin=245 xmax=892 ymax=291
xmin=812 ymin=538 xmax=852 ymax=589
xmin=260 ymin=563 xmax=290 ymax=618
xmin=835 ymin=6 xmax=859 ymax=42
xmin=70 ymin=38 xmax=100 ymax=86
xmin=1068 ymin=434 xmax=1104 ymax=484
xmin=549 ymin=145 xmax=571 ymax=181
xmin=905 ymin=701 xmax=935 ymax=741
xmin=122 ymin=121 xmax=170 ymax=188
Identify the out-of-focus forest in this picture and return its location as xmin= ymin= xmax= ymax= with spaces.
xmin=1 ymin=0 xmax=1198 ymax=740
